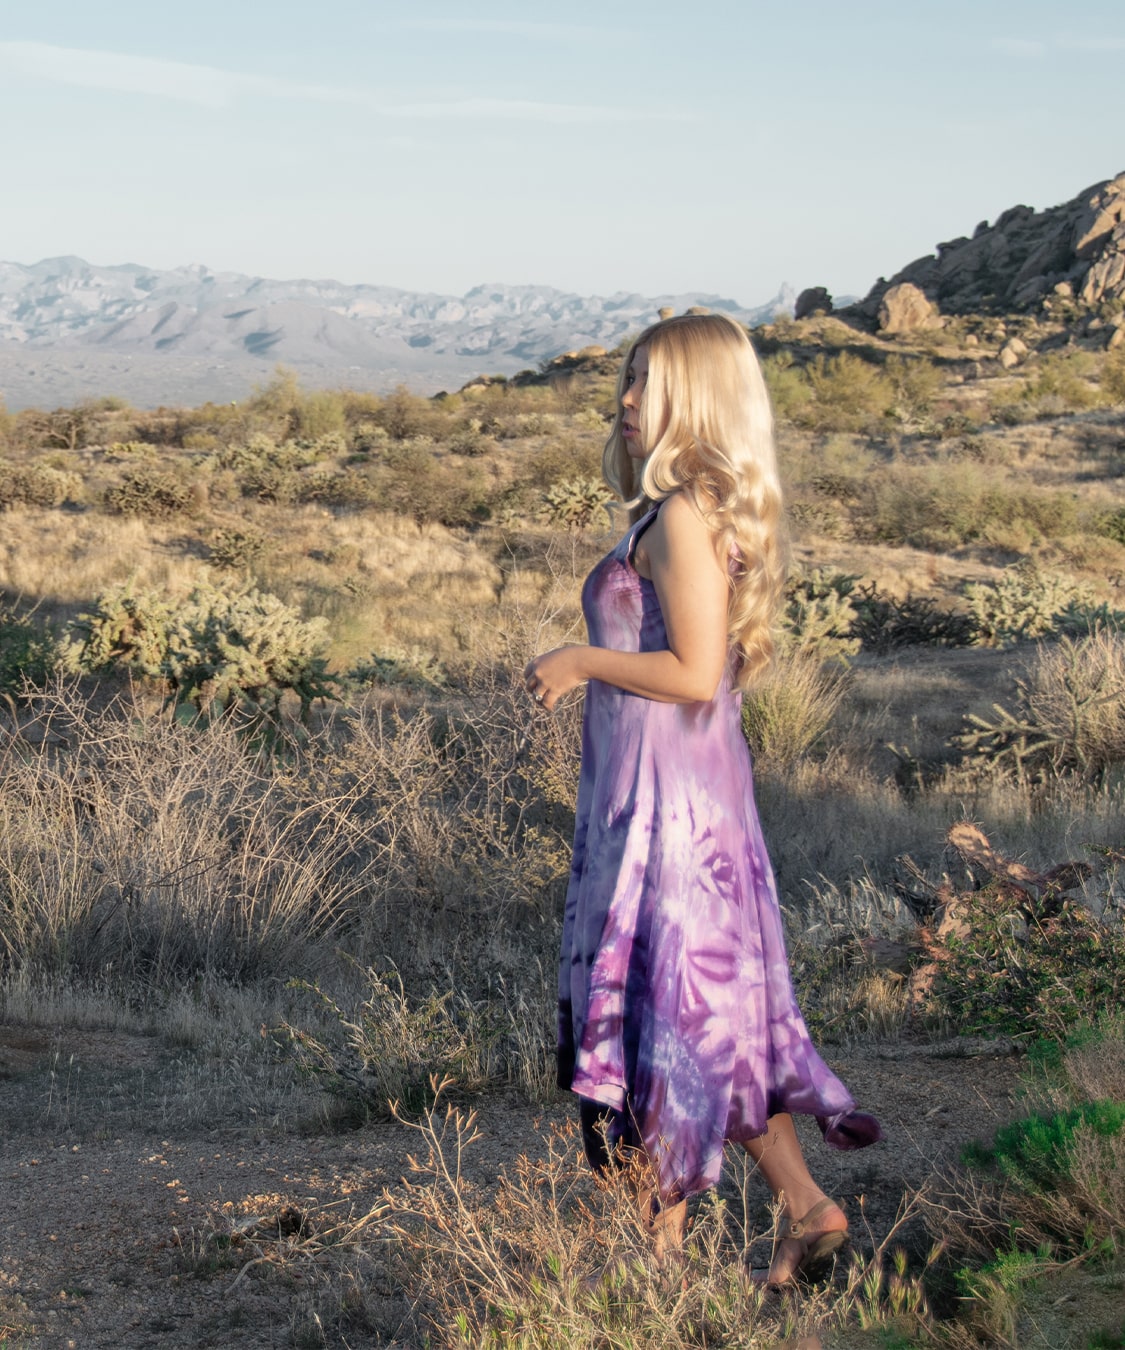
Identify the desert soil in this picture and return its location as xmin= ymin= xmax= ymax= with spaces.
xmin=0 ymin=1022 xmax=1044 ymax=1348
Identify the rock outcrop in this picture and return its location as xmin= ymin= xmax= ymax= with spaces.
xmin=854 ymin=171 xmax=1125 ymax=322
xmin=877 ymin=282 xmax=936 ymax=333
xmin=794 ymin=286 xmax=833 ymax=319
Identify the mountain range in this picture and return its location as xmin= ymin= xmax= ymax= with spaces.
xmin=0 ymin=257 xmax=794 ymax=409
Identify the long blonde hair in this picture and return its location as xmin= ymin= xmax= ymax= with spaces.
xmin=603 ymin=313 xmax=786 ymax=690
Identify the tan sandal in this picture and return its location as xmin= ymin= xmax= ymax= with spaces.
xmin=748 ymin=1198 xmax=848 ymax=1287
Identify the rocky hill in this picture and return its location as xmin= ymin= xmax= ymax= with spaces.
xmin=849 ymin=171 xmax=1125 ymax=329
xmin=0 ymin=257 xmax=792 ymax=409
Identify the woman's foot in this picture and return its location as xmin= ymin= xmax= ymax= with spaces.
xmin=751 ymin=1197 xmax=848 ymax=1287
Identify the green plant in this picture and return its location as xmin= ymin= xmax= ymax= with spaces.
xmin=0 ymin=605 xmax=60 ymax=700
xmin=798 ymin=352 xmax=895 ymax=432
xmin=282 ymin=968 xmax=495 ymax=1117
xmin=934 ymin=883 xmax=1125 ymax=1039
xmin=1097 ymin=508 xmax=1125 ymax=546
xmin=1101 ymin=348 xmax=1125 ymax=404
xmin=964 ymin=1101 xmax=1125 ymax=1189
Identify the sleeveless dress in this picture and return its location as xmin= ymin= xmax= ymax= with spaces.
xmin=557 ymin=506 xmax=882 ymax=1203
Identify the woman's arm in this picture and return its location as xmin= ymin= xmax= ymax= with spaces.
xmin=525 ymin=492 xmax=730 ymax=709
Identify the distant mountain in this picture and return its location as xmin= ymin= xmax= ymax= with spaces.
xmin=0 ymin=257 xmax=795 ymax=408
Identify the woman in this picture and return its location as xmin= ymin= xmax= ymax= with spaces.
xmin=524 ymin=314 xmax=881 ymax=1284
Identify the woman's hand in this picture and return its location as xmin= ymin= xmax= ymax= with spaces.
xmin=524 ymin=645 xmax=589 ymax=712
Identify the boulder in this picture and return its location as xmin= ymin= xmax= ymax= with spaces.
xmin=658 ymin=306 xmax=675 ymax=321
xmin=684 ymin=305 xmax=711 ymax=316
xmin=877 ymin=282 xmax=935 ymax=333
xmin=794 ymin=286 xmax=833 ymax=319
xmin=998 ymin=337 xmax=1028 ymax=368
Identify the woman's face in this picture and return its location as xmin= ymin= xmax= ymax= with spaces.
xmin=620 ymin=344 xmax=650 ymax=460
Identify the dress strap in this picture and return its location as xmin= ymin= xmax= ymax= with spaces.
xmin=625 ymin=504 xmax=661 ymax=570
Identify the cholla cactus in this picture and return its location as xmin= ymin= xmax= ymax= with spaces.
xmin=70 ymin=583 xmax=173 ymax=676
xmin=963 ymin=563 xmax=1094 ymax=646
xmin=72 ymin=582 xmax=336 ymax=727
xmin=782 ymin=568 xmax=861 ymax=662
xmin=542 ymin=476 xmax=613 ymax=530
xmin=0 ymin=461 xmax=82 ymax=509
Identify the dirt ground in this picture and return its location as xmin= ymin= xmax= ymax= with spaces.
xmin=0 ymin=1023 xmax=1028 ymax=1348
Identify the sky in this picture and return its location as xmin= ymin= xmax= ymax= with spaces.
xmin=1 ymin=0 xmax=1124 ymax=307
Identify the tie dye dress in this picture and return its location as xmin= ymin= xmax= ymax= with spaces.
xmin=557 ymin=505 xmax=881 ymax=1203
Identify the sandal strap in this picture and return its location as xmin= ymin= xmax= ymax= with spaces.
xmin=784 ymin=1197 xmax=842 ymax=1241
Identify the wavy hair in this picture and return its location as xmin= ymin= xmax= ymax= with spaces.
xmin=603 ymin=313 xmax=786 ymax=690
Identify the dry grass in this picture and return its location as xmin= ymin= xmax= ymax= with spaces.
xmin=2 ymin=355 xmax=1125 ymax=1344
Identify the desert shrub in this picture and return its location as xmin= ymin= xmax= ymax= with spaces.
xmin=0 ymin=460 xmax=81 ymax=509
xmin=762 ymin=351 xmax=813 ymax=423
xmin=1097 ymin=507 xmax=1125 ymax=546
xmin=349 ymin=646 xmax=448 ymax=692
xmin=242 ymin=370 xmax=348 ymax=441
xmin=541 ymin=476 xmax=612 ymax=530
xmin=376 ymin=385 xmax=441 ymax=441
xmin=283 ymin=968 xmax=495 ymax=1117
xmin=885 ymin=354 xmax=942 ymax=422
xmin=1101 ymin=348 xmax=1125 ymax=404
xmin=798 ymin=352 xmax=895 ymax=432
xmin=860 ymin=464 xmax=1079 ymax=551
xmin=782 ymin=569 xmax=860 ymax=661
xmin=741 ymin=646 xmax=848 ymax=770
xmin=379 ymin=441 xmax=494 ymax=527
xmin=0 ymin=684 xmax=374 ymax=983
xmin=962 ymin=564 xmax=1093 ymax=646
xmin=71 ymin=582 xmax=337 ymax=729
xmin=955 ymin=631 xmax=1125 ymax=782
xmin=935 ymin=882 xmax=1125 ymax=1039
xmin=519 ymin=437 xmax=604 ymax=490
xmin=447 ymin=418 xmax=488 ymax=456
xmin=0 ymin=606 xmax=61 ymax=700
xmin=104 ymin=467 xmax=200 ymax=519
xmin=1054 ymin=600 xmax=1125 ymax=637
xmin=965 ymin=1100 xmax=1125 ymax=1190
xmin=103 ymin=439 xmax=157 ymax=461
xmin=1022 ymin=351 xmax=1101 ymax=412
xmin=849 ymin=583 xmax=978 ymax=653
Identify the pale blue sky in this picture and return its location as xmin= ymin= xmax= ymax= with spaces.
xmin=1 ymin=0 xmax=1123 ymax=305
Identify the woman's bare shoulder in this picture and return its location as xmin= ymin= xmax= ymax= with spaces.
xmin=645 ymin=490 xmax=725 ymax=568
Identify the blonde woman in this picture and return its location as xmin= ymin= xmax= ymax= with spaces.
xmin=525 ymin=314 xmax=881 ymax=1284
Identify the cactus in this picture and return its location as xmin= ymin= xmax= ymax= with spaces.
xmin=542 ymin=476 xmax=612 ymax=530
xmin=72 ymin=582 xmax=337 ymax=728
xmin=782 ymin=568 xmax=861 ymax=661
xmin=0 ymin=461 xmax=82 ymax=510
xmin=963 ymin=563 xmax=1094 ymax=646
xmin=103 ymin=467 xmax=198 ymax=519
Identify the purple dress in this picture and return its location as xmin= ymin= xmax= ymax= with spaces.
xmin=557 ymin=506 xmax=881 ymax=1203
